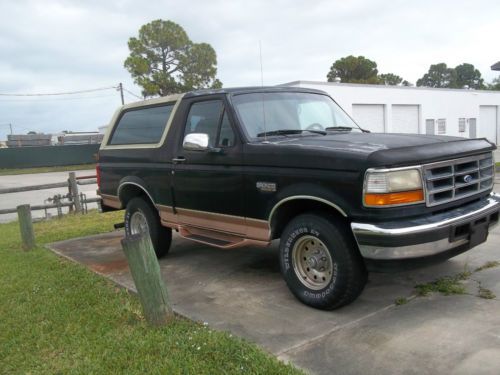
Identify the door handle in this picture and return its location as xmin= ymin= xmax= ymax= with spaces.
xmin=172 ymin=156 xmax=186 ymax=164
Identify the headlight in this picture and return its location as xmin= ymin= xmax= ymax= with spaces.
xmin=364 ymin=168 xmax=424 ymax=207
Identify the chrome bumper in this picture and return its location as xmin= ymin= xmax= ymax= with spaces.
xmin=351 ymin=193 xmax=500 ymax=260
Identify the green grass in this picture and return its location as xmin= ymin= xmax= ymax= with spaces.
xmin=0 ymin=211 xmax=301 ymax=375
xmin=394 ymin=297 xmax=408 ymax=306
xmin=415 ymin=271 xmax=471 ymax=297
xmin=475 ymin=261 xmax=500 ymax=272
xmin=0 ymin=163 xmax=95 ymax=176
xmin=414 ymin=263 xmax=500 ymax=301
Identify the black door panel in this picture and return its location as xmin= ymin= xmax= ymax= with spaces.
xmin=172 ymin=96 xmax=243 ymax=218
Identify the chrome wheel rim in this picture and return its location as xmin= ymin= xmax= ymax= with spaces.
xmin=130 ymin=210 xmax=149 ymax=236
xmin=292 ymin=235 xmax=333 ymax=290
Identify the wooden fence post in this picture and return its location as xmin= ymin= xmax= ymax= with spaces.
xmin=17 ymin=204 xmax=35 ymax=250
xmin=121 ymin=234 xmax=174 ymax=326
xmin=68 ymin=172 xmax=82 ymax=213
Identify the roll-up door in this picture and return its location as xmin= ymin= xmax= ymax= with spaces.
xmin=479 ymin=106 xmax=497 ymax=144
xmin=392 ymin=105 xmax=419 ymax=134
xmin=352 ymin=104 xmax=385 ymax=132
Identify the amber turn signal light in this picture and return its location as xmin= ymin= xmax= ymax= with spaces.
xmin=364 ymin=189 xmax=424 ymax=206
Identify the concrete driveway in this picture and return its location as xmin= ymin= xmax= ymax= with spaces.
xmin=48 ymin=206 xmax=500 ymax=374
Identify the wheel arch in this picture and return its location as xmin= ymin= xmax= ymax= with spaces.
xmin=117 ymin=178 xmax=156 ymax=208
xmin=269 ymin=196 xmax=348 ymax=239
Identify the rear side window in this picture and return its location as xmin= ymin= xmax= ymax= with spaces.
xmin=109 ymin=104 xmax=174 ymax=145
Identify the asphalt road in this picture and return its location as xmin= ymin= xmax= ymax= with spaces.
xmin=0 ymin=169 xmax=98 ymax=223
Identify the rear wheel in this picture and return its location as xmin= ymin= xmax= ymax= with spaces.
xmin=279 ymin=213 xmax=367 ymax=310
xmin=124 ymin=197 xmax=171 ymax=258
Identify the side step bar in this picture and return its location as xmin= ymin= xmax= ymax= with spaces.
xmin=176 ymin=225 xmax=270 ymax=249
xmin=182 ymin=234 xmax=234 ymax=248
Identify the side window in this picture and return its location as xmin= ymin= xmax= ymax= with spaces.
xmin=218 ymin=111 xmax=235 ymax=147
xmin=185 ymin=100 xmax=223 ymax=148
xmin=109 ymin=104 xmax=174 ymax=145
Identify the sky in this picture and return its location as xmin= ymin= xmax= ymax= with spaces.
xmin=0 ymin=0 xmax=499 ymax=140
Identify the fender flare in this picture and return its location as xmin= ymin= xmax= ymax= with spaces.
xmin=117 ymin=177 xmax=156 ymax=206
xmin=269 ymin=195 xmax=347 ymax=224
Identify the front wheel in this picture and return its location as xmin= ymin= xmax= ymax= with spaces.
xmin=279 ymin=213 xmax=367 ymax=310
xmin=124 ymin=197 xmax=172 ymax=258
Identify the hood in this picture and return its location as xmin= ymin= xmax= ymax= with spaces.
xmin=244 ymin=132 xmax=496 ymax=170
xmin=263 ymin=132 xmax=464 ymax=153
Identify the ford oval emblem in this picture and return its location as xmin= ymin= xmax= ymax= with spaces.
xmin=463 ymin=174 xmax=473 ymax=183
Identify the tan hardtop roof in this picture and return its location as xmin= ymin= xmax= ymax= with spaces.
xmin=120 ymin=93 xmax=184 ymax=110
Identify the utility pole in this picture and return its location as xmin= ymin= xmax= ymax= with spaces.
xmin=9 ymin=123 xmax=12 ymax=135
xmin=118 ymin=83 xmax=124 ymax=105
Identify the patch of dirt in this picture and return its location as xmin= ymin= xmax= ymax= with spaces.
xmin=89 ymin=259 xmax=129 ymax=274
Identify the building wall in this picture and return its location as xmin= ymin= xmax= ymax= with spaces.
xmin=285 ymin=81 xmax=500 ymax=145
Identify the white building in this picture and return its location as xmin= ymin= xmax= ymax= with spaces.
xmin=284 ymin=81 xmax=500 ymax=145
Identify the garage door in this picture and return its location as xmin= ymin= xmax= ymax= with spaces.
xmin=479 ymin=106 xmax=497 ymax=144
xmin=352 ymin=104 xmax=384 ymax=133
xmin=392 ymin=105 xmax=419 ymax=134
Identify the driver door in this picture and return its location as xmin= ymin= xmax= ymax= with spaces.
xmin=171 ymin=96 xmax=244 ymax=234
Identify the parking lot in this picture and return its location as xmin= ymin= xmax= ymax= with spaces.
xmin=48 ymin=181 xmax=500 ymax=375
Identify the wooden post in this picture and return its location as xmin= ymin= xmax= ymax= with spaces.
xmin=121 ymin=234 xmax=174 ymax=326
xmin=68 ymin=172 xmax=82 ymax=213
xmin=67 ymin=182 xmax=73 ymax=213
xmin=17 ymin=204 xmax=35 ymax=250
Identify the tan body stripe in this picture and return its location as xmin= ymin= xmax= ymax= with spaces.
xmin=157 ymin=204 xmax=271 ymax=243
xmin=100 ymin=193 xmax=122 ymax=209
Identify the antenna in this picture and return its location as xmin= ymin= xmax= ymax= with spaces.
xmin=259 ymin=40 xmax=264 ymax=86
xmin=259 ymin=40 xmax=268 ymax=142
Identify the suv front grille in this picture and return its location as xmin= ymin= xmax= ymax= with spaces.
xmin=423 ymin=153 xmax=494 ymax=207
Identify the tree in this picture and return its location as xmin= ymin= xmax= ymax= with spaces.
xmin=488 ymin=77 xmax=500 ymax=91
xmin=327 ymin=55 xmax=379 ymax=84
xmin=124 ymin=20 xmax=222 ymax=97
xmin=416 ymin=63 xmax=455 ymax=88
xmin=452 ymin=63 xmax=484 ymax=89
xmin=378 ymin=73 xmax=403 ymax=85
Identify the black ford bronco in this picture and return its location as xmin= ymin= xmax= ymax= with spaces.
xmin=97 ymin=87 xmax=500 ymax=310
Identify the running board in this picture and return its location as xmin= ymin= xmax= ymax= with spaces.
xmin=176 ymin=225 xmax=270 ymax=249
xmin=182 ymin=234 xmax=235 ymax=248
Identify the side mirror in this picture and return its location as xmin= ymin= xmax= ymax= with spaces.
xmin=183 ymin=133 xmax=209 ymax=151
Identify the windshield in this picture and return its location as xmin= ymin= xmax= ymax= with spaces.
xmin=231 ymin=92 xmax=361 ymax=139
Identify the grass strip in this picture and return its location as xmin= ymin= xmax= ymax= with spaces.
xmin=0 ymin=164 xmax=95 ymax=176
xmin=0 ymin=211 xmax=301 ymax=374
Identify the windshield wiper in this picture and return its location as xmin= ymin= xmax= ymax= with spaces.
xmin=325 ymin=126 xmax=354 ymax=131
xmin=325 ymin=126 xmax=371 ymax=133
xmin=256 ymin=129 xmax=326 ymax=137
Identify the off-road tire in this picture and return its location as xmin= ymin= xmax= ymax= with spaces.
xmin=279 ymin=212 xmax=367 ymax=310
xmin=124 ymin=197 xmax=172 ymax=258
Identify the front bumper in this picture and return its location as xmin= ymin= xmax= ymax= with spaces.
xmin=351 ymin=193 xmax=500 ymax=261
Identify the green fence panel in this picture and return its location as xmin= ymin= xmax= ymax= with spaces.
xmin=0 ymin=144 xmax=100 ymax=169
